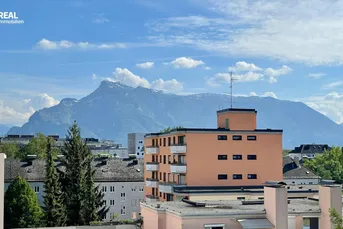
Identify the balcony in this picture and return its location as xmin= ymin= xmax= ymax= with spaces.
xmin=170 ymin=163 xmax=187 ymax=174
xmin=158 ymin=182 xmax=174 ymax=194
xmin=170 ymin=144 xmax=187 ymax=154
xmin=145 ymin=195 xmax=159 ymax=202
xmin=146 ymin=162 xmax=159 ymax=171
xmin=145 ymin=146 xmax=159 ymax=155
xmin=146 ymin=178 xmax=159 ymax=188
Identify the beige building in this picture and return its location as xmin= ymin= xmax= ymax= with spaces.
xmin=141 ymin=181 xmax=342 ymax=229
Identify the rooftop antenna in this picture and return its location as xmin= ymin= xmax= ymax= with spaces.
xmin=230 ymin=72 xmax=236 ymax=108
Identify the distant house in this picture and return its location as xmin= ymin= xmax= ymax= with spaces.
xmin=288 ymin=144 xmax=330 ymax=160
xmin=128 ymin=133 xmax=145 ymax=159
xmin=283 ymin=156 xmax=320 ymax=185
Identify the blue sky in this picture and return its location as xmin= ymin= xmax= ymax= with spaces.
xmin=1 ymin=0 xmax=343 ymax=125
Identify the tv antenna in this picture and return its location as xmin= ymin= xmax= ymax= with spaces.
xmin=229 ymin=72 xmax=236 ymax=108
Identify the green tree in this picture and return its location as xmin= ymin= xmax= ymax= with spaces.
xmin=304 ymin=147 xmax=343 ymax=183
xmin=160 ymin=126 xmax=184 ymax=133
xmin=43 ymin=140 xmax=67 ymax=227
xmin=21 ymin=133 xmax=59 ymax=159
xmin=330 ymin=208 xmax=343 ymax=229
xmin=0 ymin=142 xmax=23 ymax=159
xmin=59 ymin=121 xmax=106 ymax=225
xmin=4 ymin=176 xmax=44 ymax=228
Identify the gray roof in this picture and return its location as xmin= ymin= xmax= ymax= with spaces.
xmin=5 ymin=158 xmax=144 ymax=182
xmin=283 ymin=156 xmax=320 ymax=179
xmin=289 ymin=144 xmax=330 ymax=155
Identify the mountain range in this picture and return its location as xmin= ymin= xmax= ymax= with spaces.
xmin=6 ymin=80 xmax=343 ymax=149
xmin=0 ymin=124 xmax=11 ymax=136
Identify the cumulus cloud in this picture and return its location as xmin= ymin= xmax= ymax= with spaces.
xmin=308 ymin=73 xmax=326 ymax=79
xmin=249 ymin=92 xmax=258 ymax=96
xmin=110 ymin=68 xmax=183 ymax=93
xmin=0 ymin=94 xmax=59 ymax=125
xmin=36 ymin=38 xmax=126 ymax=50
xmin=207 ymin=71 xmax=263 ymax=87
xmin=136 ymin=62 xmax=155 ymax=69
xmin=263 ymin=92 xmax=278 ymax=99
xmin=264 ymin=65 xmax=292 ymax=83
xmin=170 ymin=57 xmax=205 ymax=68
xmin=228 ymin=61 xmax=262 ymax=72
xmin=300 ymin=92 xmax=343 ymax=124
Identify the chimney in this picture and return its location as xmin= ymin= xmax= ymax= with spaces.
xmin=263 ymin=181 xmax=288 ymax=229
xmin=319 ymin=180 xmax=342 ymax=229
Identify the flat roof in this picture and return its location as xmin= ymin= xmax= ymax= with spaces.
xmin=217 ymin=108 xmax=257 ymax=114
xmin=238 ymin=219 xmax=274 ymax=229
xmin=142 ymin=198 xmax=320 ymax=216
xmin=145 ymin=128 xmax=283 ymax=137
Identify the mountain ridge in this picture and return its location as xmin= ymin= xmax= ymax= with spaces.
xmin=7 ymin=81 xmax=343 ymax=148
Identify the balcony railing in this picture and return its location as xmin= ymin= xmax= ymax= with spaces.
xmin=145 ymin=195 xmax=159 ymax=202
xmin=158 ymin=182 xmax=175 ymax=194
xmin=146 ymin=178 xmax=159 ymax=188
xmin=145 ymin=146 xmax=159 ymax=154
xmin=170 ymin=163 xmax=187 ymax=173
xmin=170 ymin=144 xmax=187 ymax=154
xmin=146 ymin=162 xmax=159 ymax=171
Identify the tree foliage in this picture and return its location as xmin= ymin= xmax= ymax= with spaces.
xmin=160 ymin=126 xmax=184 ymax=133
xmin=43 ymin=140 xmax=67 ymax=227
xmin=4 ymin=176 xmax=44 ymax=228
xmin=330 ymin=208 xmax=343 ymax=229
xmin=304 ymin=147 xmax=343 ymax=183
xmin=0 ymin=142 xmax=22 ymax=159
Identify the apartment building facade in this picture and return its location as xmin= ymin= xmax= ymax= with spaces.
xmin=144 ymin=108 xmax=283 ymax=201
xmin=4 ymin=158 xmax=145 ymax=221
xmin=128 ymin=133 xmax=145 ymax=159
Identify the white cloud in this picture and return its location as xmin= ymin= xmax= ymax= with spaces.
xmin=92 ymin=13 xmax=110 ymax=24
xmin=0 ymin=94 xmax=59 ymax=125
xmin=136 ymin=62 xmax=155 ymax=69
xmin=264 ymin=65 xmax=292 ymax=83
xmin=170 ymin=57 xmax=205 ymax=68
xmin=110 ymin=68 xmax=183 ymax=93
xmin=301 ymin=92 xmax=343 ymax=124
xmin=112 ymin=68 xmax=150 ymax=88
xmin=207 ymin=71 xmax=264 ymax=87
xmin=151 ymin=79 xmax=183 ymax=92
xmin=36 ymin=39 xmax=126 ymax=50
xmin=249 ymin=92 xmax=258 ymax=96
xmin=203 ymin=66 xmax=212 ymax=70
xmin=147 ymin=0 xmax=343 ymax=65
xmin=228 ymin=61 xmax=262 ymax=72
xmin=322 ymin=81 xmax=343 ymax=90
xmin=308 ymin=73 xmax=326 ymax=79
xmin=263 ymin=92 xmax=278 ymax=99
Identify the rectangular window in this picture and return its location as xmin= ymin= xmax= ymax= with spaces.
xmin=121 ymin=193 xmax=126 ymax=202
xmin=168 ymin=155 xmax=171 ymax=164
xmin=233 ymin=155 xmax=242 ymax=160
xmin=139 ymin=186 xmax=144 ymax=192
xmin=159 ymin=138 xmax=162 ymax=146
xmin=168 ymin=137 xmax=171 ymax=146
xmin=110 ymin=186 xmax=115 ymax=192
xmin=163 ymin=193 xmax=166 ymax=199
xmin=131 ymin=186 xmax=137 ymax=192
xmin=139 ymin=141 xmax=143 ymax=144
xmin=152 ymin=139 xmax=155 ymax=146
xmin=248 ymin=174 xmax=257 ymax=179
xmin=102 ymin=186 xmax=107 ymax=193
xmin=233 ymin=174 xmax=243 ymax=180
xmin=159 ymin=172 xmax=162 ymax=180
xmin=160 ymin=155 xmax=162 ymax=163
xmin=163 ymin=155 xmax=166 ymax=164
xmin=111 ymin=213 xmax=117 ymax=220
xmin=232 ymin=135 xmax=242 ymax=140
xmin=247 ymin=155 xmax=257 ymax=160
xmin=110 ymin=199 xmax=115 ymax=206
xmin=247 ymin=135 xmax=257 ymax=141
xmin=173 ymin=136 xmax=176 ymax=145
xmin=218 ymin=174 xmax=228 ymax=180
xmin=163 ymin=138 xmax=166 ymax=147
xmin=102 ymin=214 xmax=107 ymax=220
xmin=218 ymin=155 xmax=228 ymax=160
xmin=217 ymin=135 xmax=227 ymax=140
xmin=121 ymin=206 xmax=126 ymax=215
xmin=131 ymin=199 xmax=136 ymax=206
xmin=34 ymin=186 xmax=40 ymax=193
xmin=163 ymin=173 xmax=166 ymax=182
xmin=225 ymin=118 xmax=229 ymax=129
xmin=237 ymin=197 xmax=246 ymax=200
xmin=159 ymin=192 xmax=162 ymax=197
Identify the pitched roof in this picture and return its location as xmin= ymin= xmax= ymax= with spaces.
xmin=289 ymin=144 xmax=330 ymax=154
xmin=283 ymin=156 xmax=320 ymax=179
xmin=4 ymin=158 xmax=144 ymax=182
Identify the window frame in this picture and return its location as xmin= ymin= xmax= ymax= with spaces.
xmin=218 ymin=174 xmax=228 ymax=180
xmin=247 ymin=135 xmax=257 ymax=141
xmin=233 ymin=174 xmax=243 ymax=180
xmin=247 ymin=174 xmax=257 ymax=179
xmin=217 ymin=135 xmax=228 ymax=140
xmin=232 ymin=135 xmax=242 ymax=141
xmin=232 ymin=154 xmax=242 ymax=160
xmin=247 ymin=155 xmax=257 ymax=160
xmin=218 ymin=155 xmax=228 ymax=160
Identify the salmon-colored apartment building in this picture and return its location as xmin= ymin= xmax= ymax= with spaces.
xmin=144 ymin=108 xmax=283 ymax=201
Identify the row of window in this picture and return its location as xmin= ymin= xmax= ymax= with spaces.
xmin=152 ymin=171 xmax=185 ymax=183
xmin=218 ymin=174 xmax=257 ymax=180
xmin=152 ymin=155 xmax=183 ymax=164
xmin=102 ymin=186 xmax=144 ymax=193
xmin=218 ymin=154 xmax=257 ymax=160
xmin=102 ymin=206 xmax=127 ymax=219
xmin=218 ymin=135 xmax=257 ymax=141
xmin=151 ymin=136 xmax=185 ymax=147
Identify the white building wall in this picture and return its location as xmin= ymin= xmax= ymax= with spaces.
xmin=283 ymin=178 xmax=319 ymax=185
xmin=128 ymin=133 xmax=145 ymax=159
